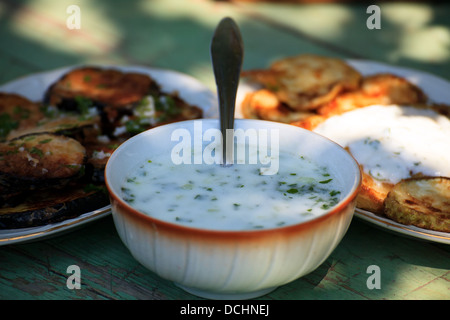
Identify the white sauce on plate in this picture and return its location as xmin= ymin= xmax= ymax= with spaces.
xmin=314 ymin=105 xmax=450 ymax=184
xmin=121 ymin=151 xmax=344 ymax=230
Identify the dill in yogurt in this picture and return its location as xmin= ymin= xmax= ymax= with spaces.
xmin=121 ymin=152 xmax=343 ymax=231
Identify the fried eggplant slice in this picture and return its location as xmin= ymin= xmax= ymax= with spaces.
xmin=242 ymin=54 xmax=362 ymax=111
xmin=44 ymin=67 xmax=203 ymax=136
xmin=8 ymin=113 xmax=101 ymax=141
xmin=111 ymin=92 xmax=203 ymax=139
xmin=0 ymin=133 xmax=86 ymax=192
xmin=44 ymin=66 xmax=160 ymax=122
xmin=45 ymin=66 xmax=159 ymax=108
xmin=0 ymin=183 xmax=109 ymax=229
xmin=0 ymin=91 xmax=101 ymax=141
xmin=83 ymin=138 xmax=120 ymax=183
xmin=0 ymin=93 xmax=47 ymax=141
xmin=384 ymin=177 xmax=450 ymax=232
xmin=149 ymin=93 xmax=203 ymax=126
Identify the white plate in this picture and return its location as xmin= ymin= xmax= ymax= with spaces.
xmin=356 ymin=208 xmax=450 ymax=245
xmin=236 ymin=59 xmax=450 ymax=244
xmin=0 ymin=206 xmax=111 ymax=245
xmin=0 ymin=65 xmax=218 ymax=245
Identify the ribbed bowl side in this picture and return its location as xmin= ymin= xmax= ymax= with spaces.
xmin=111 ymin=197 xmax=356 ymax=295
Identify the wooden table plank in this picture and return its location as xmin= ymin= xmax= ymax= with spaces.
xmin=0 ymin=218 xmax=201 ymax=300
xmin=1 ymin=216 xmax=448 ymax=300
xmin=266 ymin=218 xmax=450 ymax=300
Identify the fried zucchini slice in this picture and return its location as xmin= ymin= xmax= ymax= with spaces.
xmin=0 ymin=183 xmax=109 ymax=229
xmin=291 ymin=73 xmax=428 ymax=129
xmin=242 ymin=54 xmax=362 ymax=111
xmin=357 ymin=168 xmax=393 ymax=215
xmin=241 ymin=89 xmax=314 ymax=123
xmin=384 ymin=177 xmax=450 ymax=232
xmin=317 ymin=73 xmax=427 ymax=117
xmin=0 ymin=133 xmax=86 ymax=192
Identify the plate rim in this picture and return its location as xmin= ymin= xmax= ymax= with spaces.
xmin=0 ymin=206 xmax=111 ymax=246
xmin=355 ymin=208 xmax=450 ymax=244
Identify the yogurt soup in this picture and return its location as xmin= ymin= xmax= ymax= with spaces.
xmin=121 ymin=148 xmax=344 ymax=231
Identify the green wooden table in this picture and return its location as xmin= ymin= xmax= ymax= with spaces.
xmin=0 ymin=0 xmax=449 ymax=302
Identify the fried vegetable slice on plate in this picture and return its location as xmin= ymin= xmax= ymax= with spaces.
xmin=0 ymin=132 xmax=86 ymax=192
xmin=291 ymin=73 xmax=428 ymax=129
xmin=0 ymin=93 xmax=47 ymax=141
xmin=43 ymin=66 xmax=161 ymax=130
xmin=240 ymin=89 xmax=314 ymax=123
xmin=44 ymin=66 xmax=159 ymax=111
xmin=44 ymin=66 xmax=203 ymax=138
xmin=384 ymin=177 xmax=450 ymax=233
xmin=317 ymin=73 xmax=428 ymax=117
xmin=242 ymin=54 xmax=362 ymax=111
xmin=111 ymin=91 xmax=203 ymax=139
xmin=83 ymin=138 xmax=121 ymax=183
xmin=0 ymin=92 xmax=101 ymax=141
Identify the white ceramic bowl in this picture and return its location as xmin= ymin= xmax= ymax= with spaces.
xmin=105 ymin=119 xmax=361 ymax=299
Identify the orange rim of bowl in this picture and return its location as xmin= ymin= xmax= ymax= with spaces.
xmin=104 ymin=121 xmax=362 ymax=239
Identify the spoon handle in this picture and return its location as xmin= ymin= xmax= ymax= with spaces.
xmin=210 ymin=17 xmax=244 ymax=166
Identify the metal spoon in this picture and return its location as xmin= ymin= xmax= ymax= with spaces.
xmin=210 ymin=17 xmax=244 ymax=166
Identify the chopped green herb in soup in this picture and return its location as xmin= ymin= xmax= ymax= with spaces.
xmin=122 ymin=151 xmax=343 ymax=230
